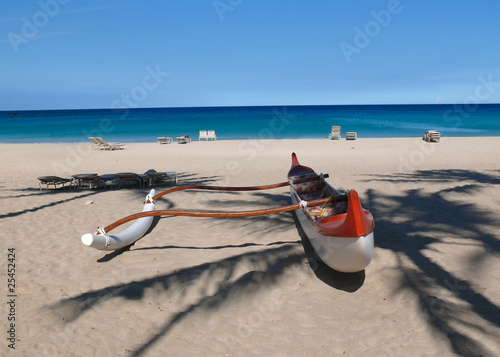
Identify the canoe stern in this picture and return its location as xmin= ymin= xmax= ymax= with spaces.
xmin=309 ymin=231 xmax=374 ymax=273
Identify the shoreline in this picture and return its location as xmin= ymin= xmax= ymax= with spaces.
xmin=1 ymin=134 xmax=500 ymax=144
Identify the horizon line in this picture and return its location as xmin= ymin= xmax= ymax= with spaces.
xmin=2 ymin=102 xmax=500 ymax=113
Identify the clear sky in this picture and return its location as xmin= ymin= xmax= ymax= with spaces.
xmin=1 ymin=0 xmax=500 ymax=110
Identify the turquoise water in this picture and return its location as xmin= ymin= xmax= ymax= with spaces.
xmin=1 ymin=104 xmax=499 ymax=143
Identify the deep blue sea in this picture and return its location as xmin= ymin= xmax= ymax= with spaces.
xmin=1 ymin=104 xmax=499 ymax=143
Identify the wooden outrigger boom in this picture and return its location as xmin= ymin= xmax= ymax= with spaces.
xmin=151 ymin=174 xmax=329 ymax=200
xmin=81 ymin=174 xmax=335 ymax=251
xmin=103 ymin=196 xmax=346 ymax=232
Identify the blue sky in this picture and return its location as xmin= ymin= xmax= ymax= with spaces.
xmin=1 ymin=0 xmax=500 ymax=110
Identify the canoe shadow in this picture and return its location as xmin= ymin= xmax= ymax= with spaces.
xmin=290 ymin=211 xmax=365 ymax=292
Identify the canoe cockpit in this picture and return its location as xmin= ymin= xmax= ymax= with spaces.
xmin=289 ymin=173 xmax=348 ymax=221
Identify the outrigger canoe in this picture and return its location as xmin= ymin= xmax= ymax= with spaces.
xmin=288 ymin=153 xmax=375 ymax=272
xmin=81 ymin=153 xmax=374 ymax=273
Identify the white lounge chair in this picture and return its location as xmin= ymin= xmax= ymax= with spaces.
xmin=157 ymin=137 xmax=172 ymax=144
xmin=95 ymin=137 xmax=126 ymax=150
xmin=208 ymin=130 xmax=217 ymax=141
xmin=199 ymin=130 xmax=208 ymax=141
xmin=328 ymin=126 xmax=341 ymax=140
xmin=346 ymin=132 xmax=357 ymax=140
xmin=423 ymin=130 xmax=440 ymax=142
xmin=88 ymin=137 xmax=102 ymax=150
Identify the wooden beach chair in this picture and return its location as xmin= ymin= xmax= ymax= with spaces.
xmin=328 ymin=126 xmax=341 ymax=140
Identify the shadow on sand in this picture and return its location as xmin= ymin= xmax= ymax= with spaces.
xmin=52 ymin=242 xmax=304 ymax=356
xmin=0 ymin=190 xmax=99 ymax=220
xmin=365 ymin=169 xmax=500 ymax=356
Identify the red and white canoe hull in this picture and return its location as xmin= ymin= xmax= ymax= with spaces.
xmin=288 ymin=153 xmax=375 ymax=273
xmin=291 ymin=191 xmax=374 ymax=273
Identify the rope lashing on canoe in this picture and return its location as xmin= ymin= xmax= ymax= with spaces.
xmin=319 ymin=195 xmax=338 ymax=218
xmin=100 ymin=194 xmax=348 ymax=235
xmin=96 ymin=227 xmax=111 ymax=248
xmin=151 ymin=174 xmax=329 ymax=201
xmin=299 ymin=200 xmax=308 ymax=209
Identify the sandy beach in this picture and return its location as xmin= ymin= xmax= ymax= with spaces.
xmin=1 ymin=137 xmax=499 ymax=356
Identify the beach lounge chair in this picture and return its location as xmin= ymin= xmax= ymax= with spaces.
xmin=199 ymin=130 xmax=208 ymax=141
xmin=423 ymin=130 xmax=440 ymax=142
xmin=37 ymin=176 xmax=74 ymax=190
xmin=100 ymin=174 xmax=118 ymax=189
xmin=157 ymin=137 xmax=172 ymax=144
xmin=207 ymin=130 xmax=217 ymax=141
xmin=88 ymin=137 xmax=103 ymax=150
xmin=346 ymin=132 xmax=357 ymax=140
xmin=144 ymin=169 xmax=177 ymax=185
xmin=166 ymin=172 xmax=177 ymax=184
xmin=72 ymin=173 xmax=119 ymax=189
xmin=95 ymin=137 xmax=126 ymax=150
xmin=328 ymin=126 xmax=341 ymax=140
xmin=72 ymin=173 xmax=96 ymax=189
xmin=176 ymin=135 xmax=191 ymax=144
xmin=115 ymin=172 xmax=149 ymax=188
xmin=72 ymin=173 xmax=111 ymax=189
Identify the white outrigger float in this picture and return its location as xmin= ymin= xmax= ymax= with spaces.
xmin=81 ymin=153 xmax=375 ymax=273
xmin=81 ymin=190 xmax=156 ymax=250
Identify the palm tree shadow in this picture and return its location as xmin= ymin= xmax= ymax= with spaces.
xmin=290 ymin=211 xmax=365 ymax=292
xmin=130 ymin=248 xmax=304 ymax=356
xmin=365 ymin=169 xmax=500 ymax=356
xmin=0 ymin=190 xmax=98 ymax=220
xmin=51 ymin=243 xmax=304 ymax=356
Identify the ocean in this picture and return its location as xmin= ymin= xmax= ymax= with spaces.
xmin=1 ymin=104 xmax=499 ymax=143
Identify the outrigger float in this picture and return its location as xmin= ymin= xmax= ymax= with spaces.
xmin=81 ymin=153 xmax=375 ymax=273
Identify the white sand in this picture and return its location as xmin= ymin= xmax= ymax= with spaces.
xmin=1 ymin=137 xmax=499 ymax=356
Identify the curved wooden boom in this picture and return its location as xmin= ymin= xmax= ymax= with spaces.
xmin=152 ymin=175 xmax=328 ymax=201
xmin=84 ymin=174 xmax=334 ymax=250
xmin=102 ymin=195 xmax=346 ymax=234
